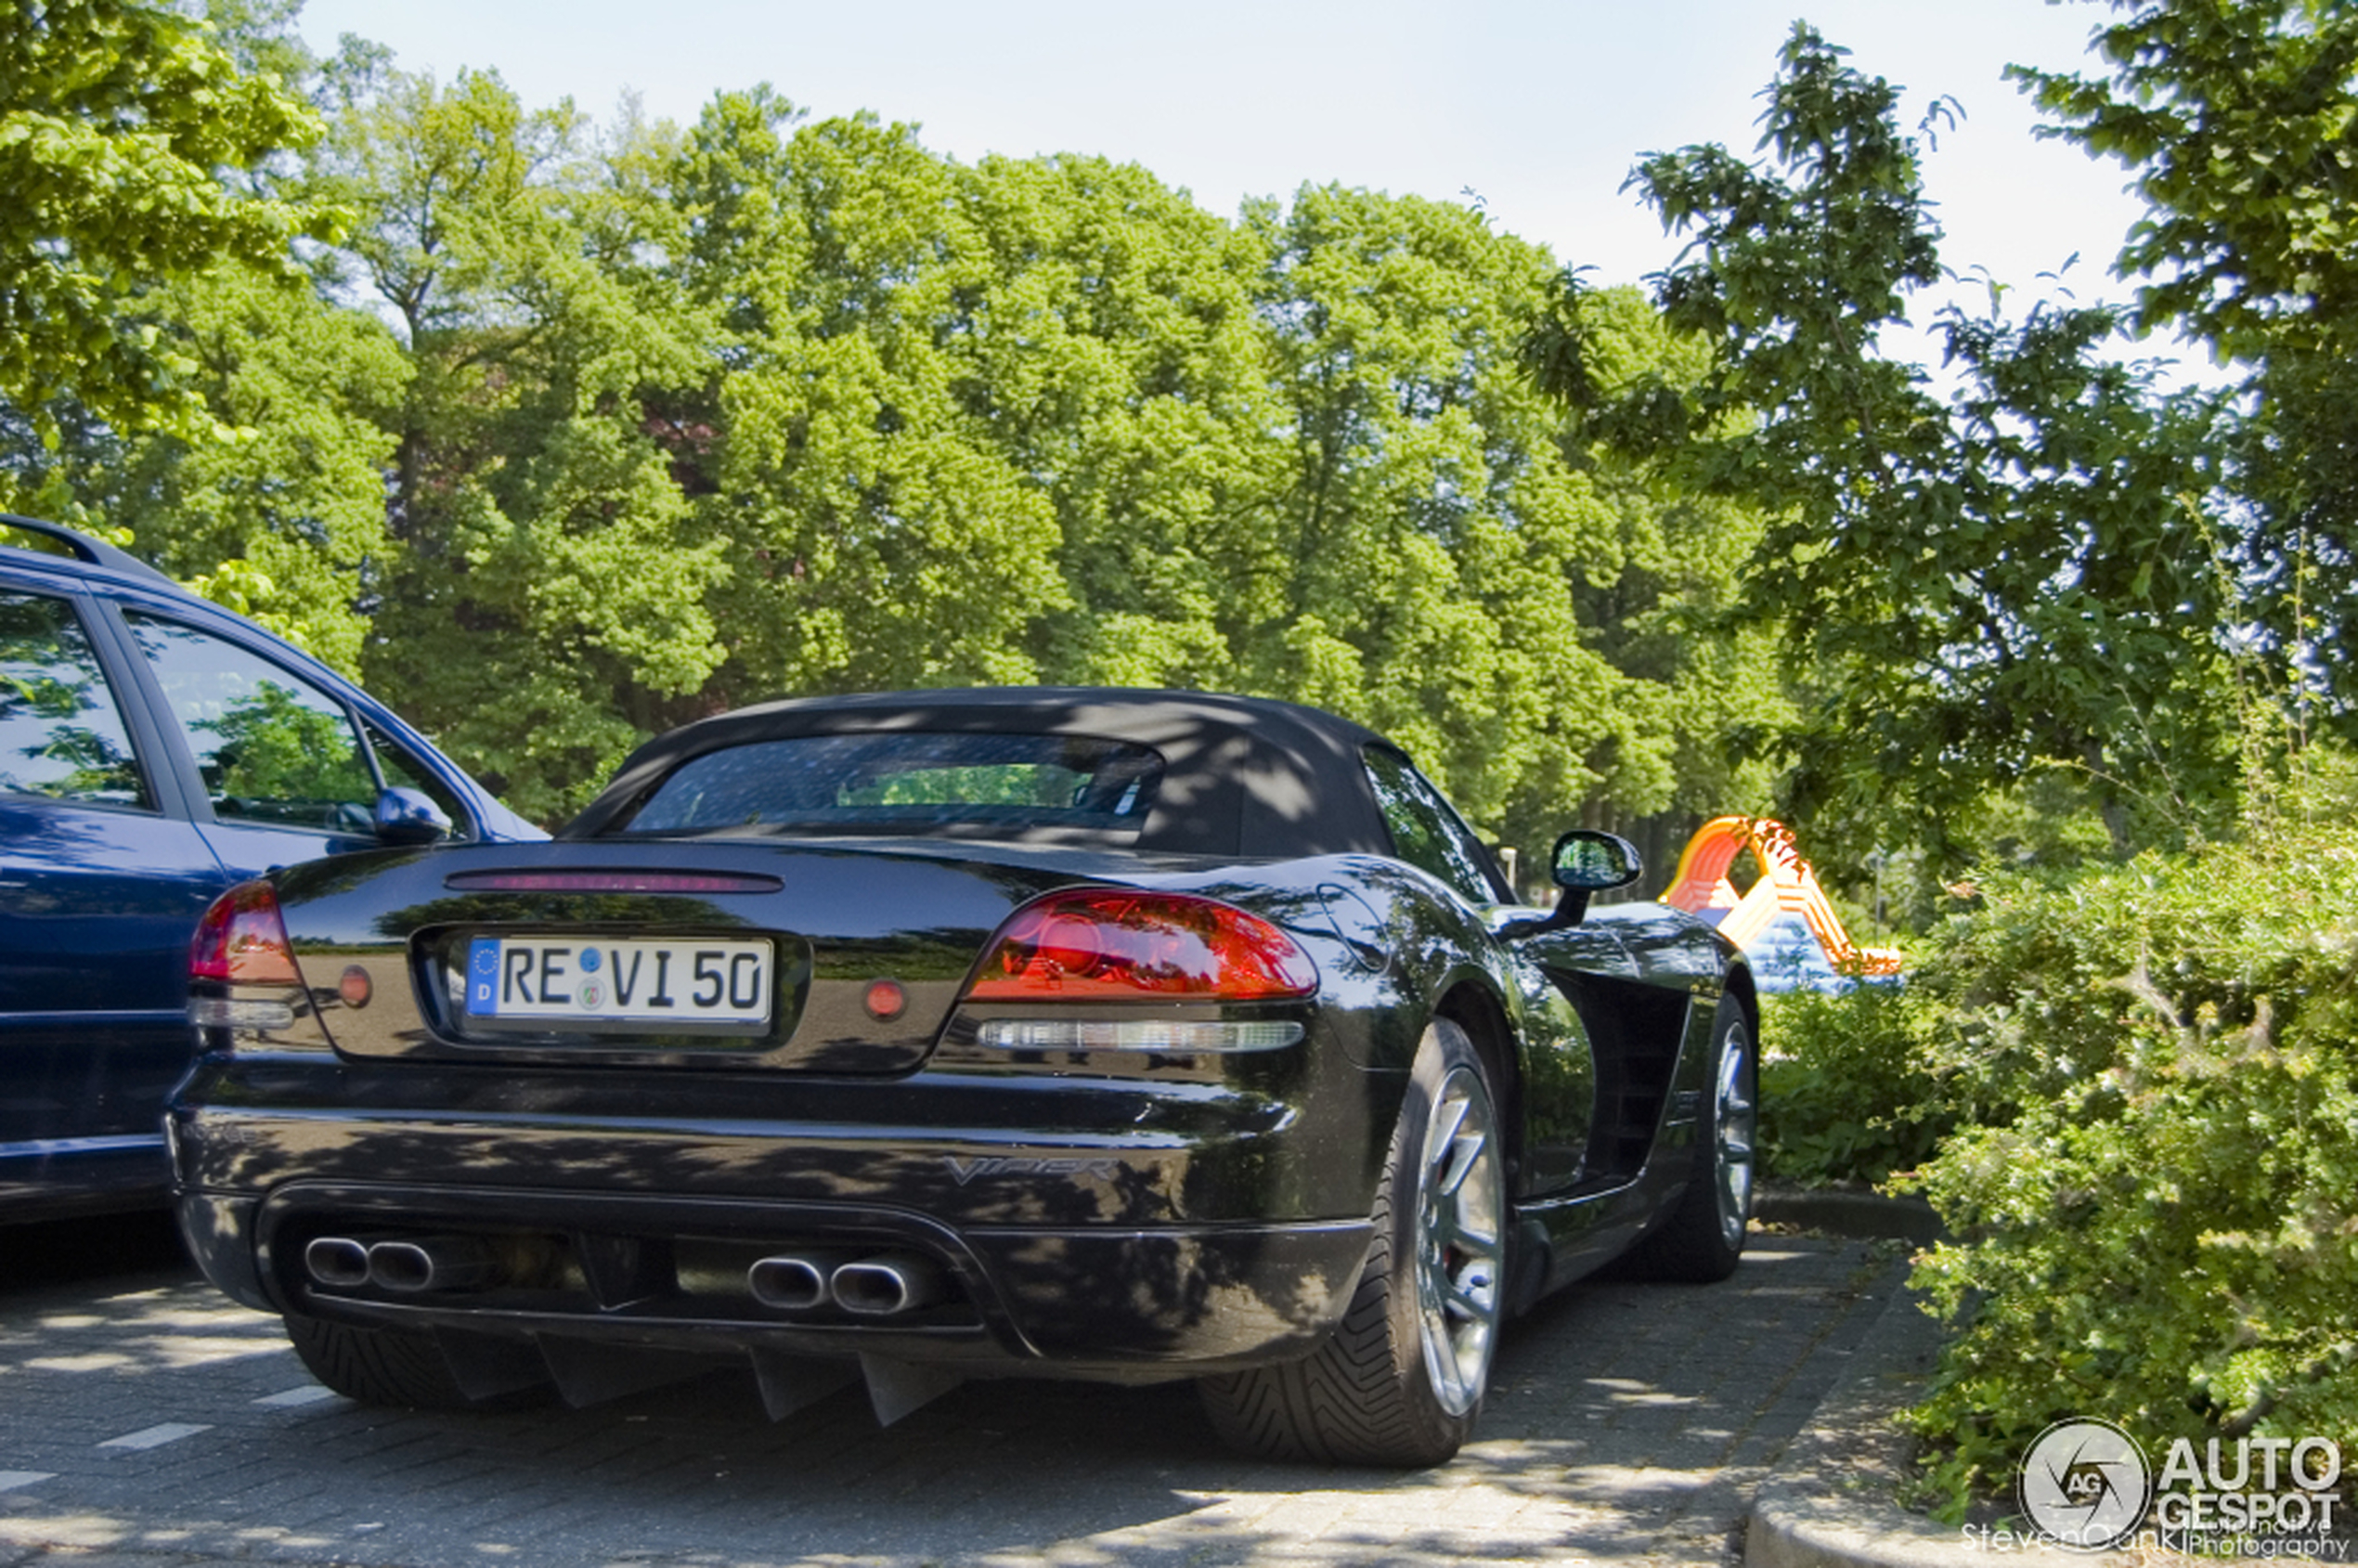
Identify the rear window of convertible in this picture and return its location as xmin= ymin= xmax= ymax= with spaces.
xmin=609 ymin=732 xmax=1165 ymax=836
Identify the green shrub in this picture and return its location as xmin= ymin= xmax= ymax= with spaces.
xmin=1757 ymin=983 xmax=1950 ymax=1186
xmin=1891 ymin=803 xmax=2358 ymax=1510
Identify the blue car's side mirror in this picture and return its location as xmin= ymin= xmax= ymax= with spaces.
xmin=374 ymin=786 xmax=453 ymax=847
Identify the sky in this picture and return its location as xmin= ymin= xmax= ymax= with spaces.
xmin=293 ymin=0 xmax=2154 ymax=324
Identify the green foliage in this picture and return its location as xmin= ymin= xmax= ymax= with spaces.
xmin=1535 ymin=24 xmax=2251 ymax=867
xmin=2013 ymin=0 xmax=2358 ymax=749
xmin=309 ymin=63 xmax=729 ymax=820
xmin=286 ymin=71 xmax=1785 ymax=836
xmin=1756 ymin=983 xmax=1949 ymax=1187
xmin=9 ymin=21 xmax=1793 ymax=840
xmin=1889 ymin=749 xmax=2358 ymax=1510
xmin=680 ymin=101 xmax=1077 ymax=703
xmin=97 ymin=259 xmax=406 ymax=673
xmin=1234 ymin=188 xmax=1701 ymax=853
xmin=0 ymin=0 xmax=322 ymax=441
xmin=2011 ymin=0 xmax=2358 ymax=360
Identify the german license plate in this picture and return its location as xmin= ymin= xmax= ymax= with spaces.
xmin=463 ymin=937 xmax=773 ymax=1031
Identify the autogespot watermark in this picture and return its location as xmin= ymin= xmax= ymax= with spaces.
xmin=1958 ymin=1418 xmax=2350 ymax=1557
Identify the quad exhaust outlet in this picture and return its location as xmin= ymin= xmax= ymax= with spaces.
xmin=365 ymin=1235 xmax=504 ymax=1293
xmin=302 ymin=1236 xmax=371 ymax=1289
xmin=303 ymin=1232 xmax=949 ymax=1317
xmin=747 ymin=1251 xmax=946 ymax=1316
xmin=746 ymin=1251 xmax=845 ymax=1312
xmin=304 ymin=1234 xmax=529 ymax=1294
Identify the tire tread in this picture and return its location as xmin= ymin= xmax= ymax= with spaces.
xmin=283 ymin=1313 xmax=476 ymax=1408
xmin=1199 ymin=1021 xmax=1487 ymax=1468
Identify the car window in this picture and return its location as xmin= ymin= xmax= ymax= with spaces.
xmin=123 ymin=614 xmax=379 ymax=834
xmin=365 ymin=720 xmax=473 ymax=839
xmin=618 ymin=732 xmax=1165 ymax=836
xmin=1362 ymin=745 xmax=1510 ymax=905
xmin=0 ymin=591 xmax=151 ymax=809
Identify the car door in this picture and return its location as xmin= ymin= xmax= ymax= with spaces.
xmin=0 ymin=584 xmax=230 ymax=1204
xmin=108 ymin=609 xmax=449 ymax=878
xmin=1359 ymin=745 xmax=1599 ymax=1196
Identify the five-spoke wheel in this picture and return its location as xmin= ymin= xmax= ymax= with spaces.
xmin=1199 ymin=1018 xmax=1504 ymax=1465
xmin=1412 ymin=1058 xmax=1503 ymax=1417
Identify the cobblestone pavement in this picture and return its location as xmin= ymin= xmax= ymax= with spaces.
xmin=0 ymin=1231 xmax=1903 ymax=1568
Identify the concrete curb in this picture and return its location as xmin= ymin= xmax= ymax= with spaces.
xmin=1754 ymin=1183 xmax=1944 ymax=1245
xmin=1743 ymin=1282 xmax=2082 ymax=1568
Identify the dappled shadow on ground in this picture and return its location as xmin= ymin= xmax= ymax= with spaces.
xmin=0 ymin=1234 xmax=1903 ymax=1568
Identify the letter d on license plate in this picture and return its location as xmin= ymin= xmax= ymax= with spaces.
xmin=464 ymin=937 xmax=773 ymax=1031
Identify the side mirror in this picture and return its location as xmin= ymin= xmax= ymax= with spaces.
xmin=374 ymin=786 xmax=453 ymax=847
xmin=1545 ymin=829 xmax=1643 ymax=927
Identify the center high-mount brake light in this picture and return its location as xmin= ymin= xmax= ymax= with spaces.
xmin=442 ymin=871 xmax=784 ymax=894
xmin=189 ymin=880 xmax=301 ymax=985
xmin=964 ymin=889 xmax=1316 ymax=1001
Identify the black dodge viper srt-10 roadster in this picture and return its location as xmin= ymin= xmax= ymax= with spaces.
xmin=172 ymin=688 xmax=1757 ymax=1466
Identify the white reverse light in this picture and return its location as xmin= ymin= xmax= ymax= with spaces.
xmin=188 ymin=997 xmax=297 ymax=1031
xmin=976 ymin=1019 xmax=1303 ymax=1054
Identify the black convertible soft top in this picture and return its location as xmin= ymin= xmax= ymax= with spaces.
xmin=564 ymin=687 xmax=1403 ymax=860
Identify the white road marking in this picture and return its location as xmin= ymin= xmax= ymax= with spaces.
xmin=0 ymin=1471 xmax=55 ymax=1492
xmin=253 ymin=1384 xmax=338 ymax=1407
xmin=98 ymin=1422 xmax=213 ymax=1450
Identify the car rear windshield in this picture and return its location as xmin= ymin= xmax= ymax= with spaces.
xmin=611 ymin=732 xmax=1165 ymax=837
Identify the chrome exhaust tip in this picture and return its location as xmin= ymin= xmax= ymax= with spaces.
xmin=746 ymin=1255 xmax=833 ymax=1312
xmin=829 ymin=1252 xmax=945 ymax=1316
xmin=304 ymin=1236 xmax=371 ymax=1289
xmin=366 ymin=1236 xmax=502 ymax=1294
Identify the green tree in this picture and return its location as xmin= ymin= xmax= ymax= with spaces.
xmin=664 ymin=100 xmax=1777 ymax=858
xmin=90 ymin=259 xmax=407 ymax=674
xmin=1 ymin=4 xmax=393 ymax=672
xmin=311 ymin=62 xmax=728 ymax=820
xmin=1242 ymin=188 xmax=1696 ymax=859
xmin=1525 ymin=281 xmax=1797 ymax=858
xmin=2012 ymin=0 xmax=2358 ymax=733
xmin=675 ymin=97 xmax=1069 ymax=705
xmin=1536 ymin=25 xmax=2248 ymax=866
xmin=0 ymin=0 xmax=320 ymax=441
xmin=958 ymin=149 xmax=1287 ymax=699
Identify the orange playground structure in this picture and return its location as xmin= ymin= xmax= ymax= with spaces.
xmin=1660 ymin=817 xmax=1902 ymax=981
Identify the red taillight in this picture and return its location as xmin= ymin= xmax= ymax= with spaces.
xmin=190 ymin=881 xmax=301 ymax=986
xmin=964 ymin=890 xmax=1317 ymax=1001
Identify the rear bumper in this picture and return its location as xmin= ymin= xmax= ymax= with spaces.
xmin=167 ymin=1055 xmax=1397 ymax=1375
xmin=174 ymin=1183 xmax=1372 ymax=1375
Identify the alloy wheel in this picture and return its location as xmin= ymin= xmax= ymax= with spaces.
xmin=1413 ymin=1063 xmax=1505 ymax=1418
xmin=1713 ymin=1024 xmax=1757 ymax=1251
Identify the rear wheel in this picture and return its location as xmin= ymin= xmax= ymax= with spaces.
xmin=284 ymin=1313 xmax=493 ymax=1409
xmin=1623 ymin=996 xmax=1755 ymax=1282
xmin=1199 ymin=1018 xmax=1505 ymax=1466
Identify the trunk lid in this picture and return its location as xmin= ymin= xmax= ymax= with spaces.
xmin=275 ymin=838 xmax=1167 ymax=1074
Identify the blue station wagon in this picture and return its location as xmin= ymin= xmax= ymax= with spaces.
xmin=0 ymin=516 xmax=540 ymax=1219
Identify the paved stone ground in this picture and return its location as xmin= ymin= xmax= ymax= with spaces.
xmin=0 ymin=1227 xmax=1903 ymax=1568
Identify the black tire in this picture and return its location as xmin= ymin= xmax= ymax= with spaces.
xmin=283 ymin=1312 xmax=495 ymax=1409
xmin=1199 ymin=1018 xmax=1507 ymax=1466
xmin=1623 ymin=995 xmax=1756 ymax=1283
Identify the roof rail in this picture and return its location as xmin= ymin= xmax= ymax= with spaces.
xmin=0 ymin=513 xmax=178 ymax=588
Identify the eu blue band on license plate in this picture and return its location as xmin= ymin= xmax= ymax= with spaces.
xmin=463 ymin=936 xmax=774 ymax=1029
